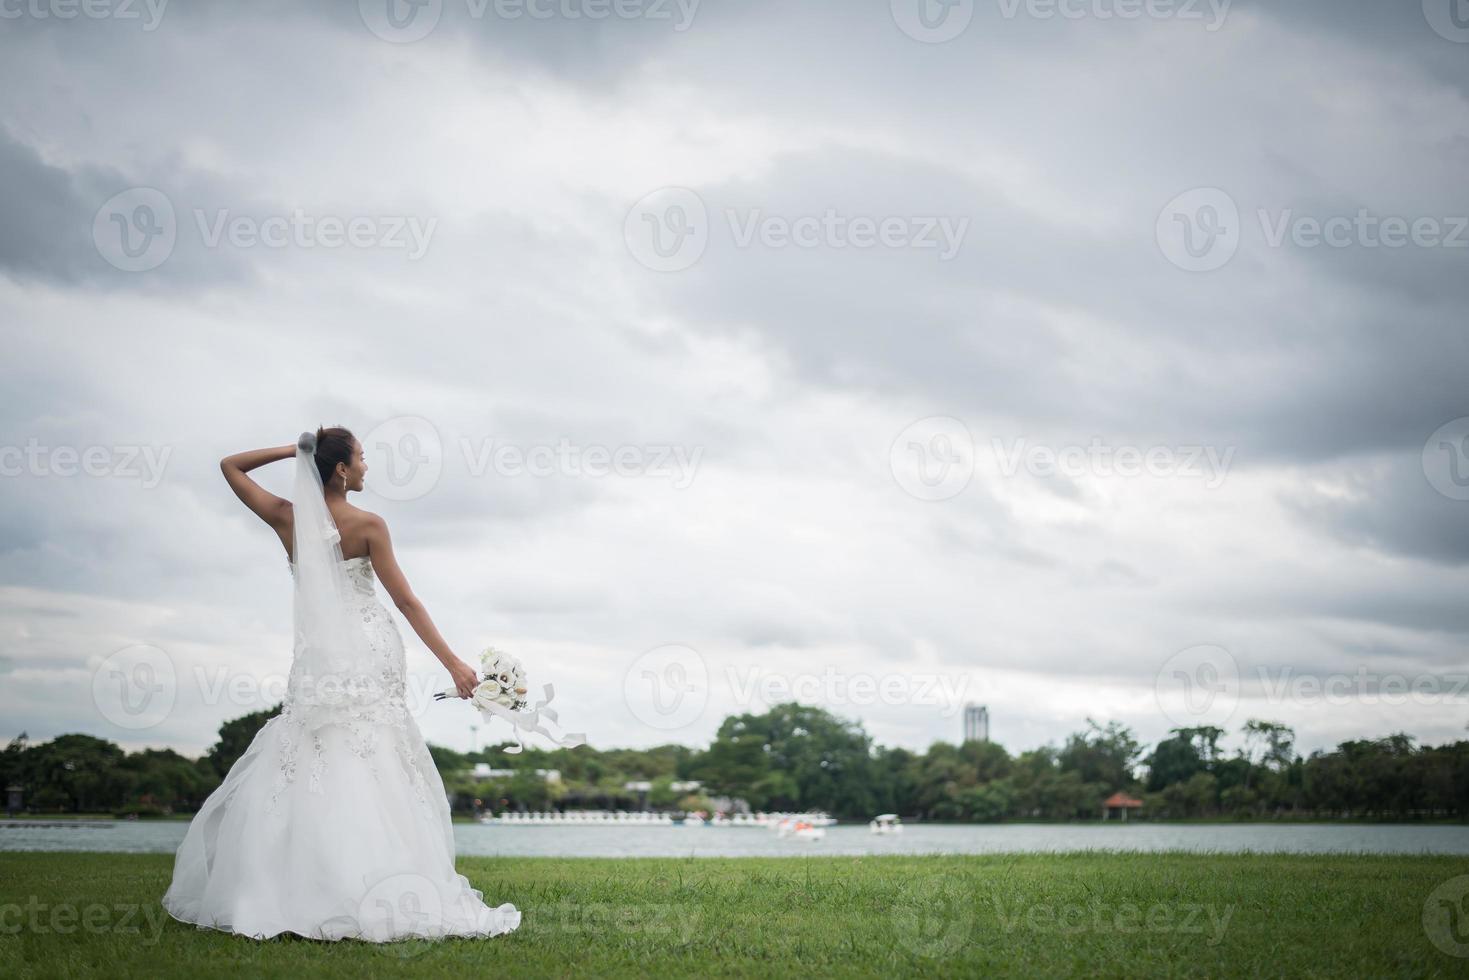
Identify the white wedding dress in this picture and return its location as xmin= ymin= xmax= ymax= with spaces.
xmin=162 ymin=554 xmax=520 ymax=943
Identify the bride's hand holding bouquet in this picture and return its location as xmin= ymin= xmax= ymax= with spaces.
xmin=448 ymin=656 xmax=480 ymax=700
xmin=435 ymin=646 xmax=585 ymax=753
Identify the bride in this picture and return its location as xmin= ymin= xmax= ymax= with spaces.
xmin=162 ymin=427 xmax=520 ymax=942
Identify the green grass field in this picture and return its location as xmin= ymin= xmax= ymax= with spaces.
xmin=2 ymin=852 xmax=1467 ymax=978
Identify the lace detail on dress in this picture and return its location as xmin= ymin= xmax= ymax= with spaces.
xmin=308 ymin=732 xmax=326 ymax=793
xmin=268 ymin=556 xmax=428 ymax=814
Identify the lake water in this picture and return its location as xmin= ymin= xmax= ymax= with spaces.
xmin=4 ymin=821 xmax=1468 ymax=857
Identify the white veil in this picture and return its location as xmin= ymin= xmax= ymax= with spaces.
xmin=287 ymin=430 xmax=386 ymax=727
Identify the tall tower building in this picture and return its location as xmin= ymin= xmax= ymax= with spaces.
xmin=963 ymin=704 xmax=989 ymax=743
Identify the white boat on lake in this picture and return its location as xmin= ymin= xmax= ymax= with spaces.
xmin=478 ymin=810 xmax=675 ymax=826
xmin=869 ymin=813 xmax=903 ymax=835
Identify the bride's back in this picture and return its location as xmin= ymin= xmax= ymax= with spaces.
xmin=279 ymin=500 xmax=377 ymax=562
xmin=320 ymin=502 xmax=375 ymax=561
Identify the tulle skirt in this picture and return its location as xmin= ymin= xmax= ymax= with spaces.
xmin=162 ymin=709 xmax=520 ymax=943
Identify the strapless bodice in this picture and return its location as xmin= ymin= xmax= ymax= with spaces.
xmin=287 ymin=555 xmax=371 ymax=568
xmin=288 ymin=555 xmax=376 ymax=596
xmin=282 ymin=552 xmax=407 ymax=721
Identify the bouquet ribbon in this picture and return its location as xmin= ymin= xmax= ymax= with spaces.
xmin=436 ymin=682 xmax=586 ymax=754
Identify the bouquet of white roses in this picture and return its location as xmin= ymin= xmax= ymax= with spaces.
xmin=453 ymin=647 xmax=529 ymax=711
xmin=435 ymin=646 xmax=585 ymax=753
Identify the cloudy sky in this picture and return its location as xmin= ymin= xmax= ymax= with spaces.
xmin=1 ymin=0 xmax=1466 ymax=762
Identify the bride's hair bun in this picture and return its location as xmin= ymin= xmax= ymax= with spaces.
xmin=297 ymin=431 xmax=317 ymax=453
xmin=309 ymin=426 xmax=357 ymax=486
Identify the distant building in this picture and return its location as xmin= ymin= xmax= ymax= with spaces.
xmin=963 ymin=704 xmax=989 ymax=743
xmin=1102 ymin=792 xmax=1144 ymax=822
xmin=470 ymin=764 xmax=561 ymax=783
xmin=622 ymin=779 xmax=703 ymax=794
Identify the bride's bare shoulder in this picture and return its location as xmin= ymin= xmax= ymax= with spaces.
xmin=344 ymin=507 xmax=390 ymax=536
xmin=350 ymin=510 xmax=395 ymax=560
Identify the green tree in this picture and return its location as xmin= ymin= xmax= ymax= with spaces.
xmin=19 ymin=735 xmax=127 ymax=813
xmin=205 ymin=704 xmax=283 ymax=777
xmin=1057 ymin=719 xmax=1143 ymax=789
xmin=1241 ymin=720 xmax=1296 ymax=789
xmin=694 ymin=703 xmax=879 ymax=818
xmin=1146 ymin=730 xmax=1204 ymax=791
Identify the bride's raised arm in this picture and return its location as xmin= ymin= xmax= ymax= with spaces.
xmin=365 ymin=513 xmax=479 ymax=699
xmin=220 ymin=443 xmax=295 ymax=537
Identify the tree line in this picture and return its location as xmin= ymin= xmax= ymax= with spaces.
xmin=3 ymin=702 xmax=1465 ymax=821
